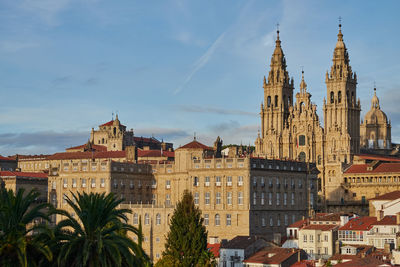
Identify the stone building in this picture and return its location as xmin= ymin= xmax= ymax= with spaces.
xmin=254 ymin=23 xmax=397 ymax=212
xmin=0 ymin=155 xmax=17 ymax=171
xmin=0 ymin=171 xmax=48 ymax=201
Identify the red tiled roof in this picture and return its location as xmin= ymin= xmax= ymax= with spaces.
xmin=178 ymin=140 xmax=213 ymax=150
xmin=291 ymin=260 xmax=317 ymax=267
xmin=357 ymin=154 xmax=400 ymax=162
xmin=243 ymin=248 xmax=299 ymax=264
xmin=302 ymin=224 xmax=338 ymax=231
xmin=345 ymin=163 xmax=400 ymax=174
xmin=137 ymin=150 xmax=174 ymax=158
xmin=15 ymin=154 xmax=51 ymax=160
xmin=288 ymin=219 xmax=307 ymax=228
xmin=0 ymin=155 xmax=14 ymax=161
xmin=66 ymin=144 xmax=107 ymax=152
xmin=0 ymin=171 xmax=47 ymax=179
xmin=370 ymin=190 xmax=400 ymax=201
xmin=339 ymin=216 xmax=377 ymax=231
xmin=48 ymin=151 xmax=126 ymax=160
xmin=207 ymin=243 xmax=220 ymax=258
xmin=332 ymin=255 xmax=386 ymax=267
xmin=373 ymin=215 xmax=399 ymax=226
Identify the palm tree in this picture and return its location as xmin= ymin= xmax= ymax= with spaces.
xmin=0 ymin=188 xmax=53 ymax=267
xmin=55 ymin=192 xmax=150 ymax=267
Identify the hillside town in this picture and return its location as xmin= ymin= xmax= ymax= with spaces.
xmin=1 ymin=10 xmax=400 ymax=267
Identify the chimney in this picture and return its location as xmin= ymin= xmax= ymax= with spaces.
xmin=378 ymin=210 xmax=384 ymax=221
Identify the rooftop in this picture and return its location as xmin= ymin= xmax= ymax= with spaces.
xmin=48 ymin=151 xmax=126 ymax=160
xmin=138 ymin=150 xmax=174 ymax=158
xmin=302 ymin=224 xmax=338 ymax=231
xmin=243 ymin=248 xmax=299 ymax=264
xmin=311 ymin=213 xmax=342 ymax=222
xmin=357 ymin=154 xmax=400 ymax=162
xmin=178 ymin=139 xmax=213 ymax=150
xmin=288 ymin=219 xmax=307 ymax=228
xmin=339 ymin=216 xmax=377 ymax=231
xmin=221 ymin=236 xmax=262 ymax=250
xmin=373 ymin=215 xmax=398 ymax=226
xmin=345 ymin=163 xmax=400 ymax=174
xmin=370 ymin=190 xmax=400 ymax=201
xmin=0 ymin=155 xmax=15 ymax=161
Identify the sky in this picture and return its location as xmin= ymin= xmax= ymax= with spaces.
xmin=1 ymin=0 xmax=400 ymax=156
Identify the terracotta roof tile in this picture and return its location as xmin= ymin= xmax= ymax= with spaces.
xmin=0 ymin=155 xmax=15 ymax=161
xmin=357 ymin=154 xmax=400 ymax=162
xmin=137 ymin=150 xmax=174 ymax=158
xmin=288 ymin=219 xmax=307 ymax=228
xmin=99 ymin=120 xmax=125 ymax=127
xmin=373 ymin=215 xmax=398 ymax=226
xmin=178 ymin=140 xmax=213 ymax=150
xmin=66 ymin=144 xmax=107 ymax=151
xmin=345 ymin=163 xmax=400 ymax=174
xmin=370 ymin=190 xmax=400 ymax=201
xmin=0 ymin=171 xmax=47 ymax=179
xmin=243 ymin=248 xmax=299 ymax=264
xmin=339 ymin=216 xmax=377 ymax=231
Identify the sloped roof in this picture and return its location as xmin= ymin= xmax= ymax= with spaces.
xmin=0 ymin=155 xmax=15 ymax=161
xmin=221 ymin=236 xmax=260 ymax=249
xmin=370 ymin=190 xmax=400 ymax=201
xmin=137 ymin=150 xmax=174 ymax=158
xmin=0 ymin=171 xmax=47 ymax=179
xmin=243 ymin=248 xmax=299 ymax=264
xmin=339 ymin=216 xmax=377 ymax=231
xmin=357 ymin=154 xmax=400 ymax=162
xmin=302 ymin=224 xmax=338 ymax=231
xmin=373 ymin=215 xmax=398 ymax=226
xmin=344 ymin=163 xmax=400 ymax=174
xmin=66 ymin=143 xmax=107 ymax=152
xmin=288 ymin=219 xmax=307 ymax=228
xmin=178 ymin=139 xmax=213 ymax=150
xmin=99 ymin=120 xmax=125 ymax=127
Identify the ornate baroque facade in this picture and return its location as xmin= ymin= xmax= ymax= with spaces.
xmin=255 ymin=24 xmax=392 ymax=206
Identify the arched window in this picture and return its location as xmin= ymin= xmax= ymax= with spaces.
xmin=338 ymin=91 xmax=342 ymax=103
xmin=330 ymin=91 xmax=334 ymax=104
xmin=113 ymin=127 xmax=117 ymax=135
xmin=298 ymin=152 xmax=306 ymax=162
xmin=267 ymin=96 xmax=271 ymax=107
xmin=275 ymin=95 xmax=278 ymax=107
xmin=156 ymin=213 xmax=161 ymax=225
xmin=144 ymin=213 xmax=150 ymax=225
xmin=102 ymin=138 xmax=105 ymax=144
xmin=300 ymin=102 xmax=304 ymax=113
xmin=351 ymin=92 xmax=354 ymax=103
xmin=133 ymin=213 xmax=138 ymax=225
xmin=215 ymin=214 xmax=220 ymax=226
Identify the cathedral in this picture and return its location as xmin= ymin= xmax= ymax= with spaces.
xmin=254 ymin=23 xmax=392 ymax=208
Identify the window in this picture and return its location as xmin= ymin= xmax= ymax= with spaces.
xmin=144 ymin=214 xmax=150 ymax=225
xmin=298 ymin=135 xmax=306 ymax=146
xmin=253 ymin=177 xmax=257 ymax=186
xmin=270 ymin=216 xmax=274 ymax=226
xmin=63 ymin=178 xmax=68 ymax=188
xmin=238 ymin=176 xmax=243 ymax=186
xmin=291 ymin=192 xmax=295 ymax=205
xmin=215 ymin=214 xmax=220 ymax=226
xmin=166 ymin=180 xmax=171 ymax=189
xmin=205 ymin=176 xmax=210 ymax=186
xmin=100 ymin=178 xmax=105 ymax=188
xmin=91 ymin=178 xmax=96 ymax=188
xmin=269 ymin=193 xmax=272 ymax=205
xmin=253 ymin=192 xmax=257 ymax=205
xmin=52 ymin=181 xmax=56 ymax=190
xmin=261 ymin=192 xmax=265 ymax=205
xmin=204 ymin=214 xmax=209 ymax=225
xmin=82 ymin=178 xmax=87 ymax=188
xmin=267 ymin=96 xmax=271 ymax=107
xmin=152 ymin=194 xmax=156 ymax=204
xmin=303 ymin=234 xmax=307 ymax=242
xmin=284 ymin=193 xmax=287 ymax=205
xmin=227 ymin=176 xmax=232 ymax=186
xmin=216 ymin=192 xmax=221 ymax=204
xmin=194 ymin=192 xmax=199 ymax=205
xmin=238 ymin=192 xmax=243 ymax=205
xmin=324 ymin=234 xmax=328 ymax=241
xmin=205 ymin=192 xmax=210 ymax=205
xmin=227 ymin=192 xmax=232 ymax=205
xmin=276 ymin=193 xmax=280 ymax=205
xmin=194 ymin=176 xmax=199 ymax=186
xmin=156 ymin=213 xmax=161 ymax=225
xmin=338 ymin=91 xmax=342 ymax=103
xmin=216 ymin=176 xmax=221 ymax=186
xmin=262 ymin=217 xmax=266 ymax=227
xmin=277 ymin=216 xmax=281 ymax=226
xmin=166 ymin=194 xmax=171 ymax=206
xmin=226 ymin=214 xmax=231 ymax=226
xmin=72 ymin=178 xmax=77 ymax=188
xmin=284 ymin=214 xmax=288 ymax=226
xmin=330 ymin=91 xmax=334 ymax=103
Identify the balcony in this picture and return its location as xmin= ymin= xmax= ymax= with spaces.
xmin=227 ymin=182 xmax=232 ymax=186
xmin=216 ymin=182 xmax=221 ymax=187
xmin=238 ymin=181 xmax=243 ymax=186
xmin=205 ymin=182 xmax=210 ymax=187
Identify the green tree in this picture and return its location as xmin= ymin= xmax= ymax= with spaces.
xmin=157 ymin=190 xmax=214 ymax=267
xmin=55 ymin=192 xmax=150 ymax=267
xmin=0 ymin=188 xmax=53 ymax=267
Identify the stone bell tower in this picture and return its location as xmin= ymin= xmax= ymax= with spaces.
xmin=323 ymin=22 xmax=361 ymax=201
xmin=256 ymin=29 xmax=295 ymax=158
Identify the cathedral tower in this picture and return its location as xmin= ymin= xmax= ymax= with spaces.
xmin=323 ymin=23 xmax=360 ymax=164
xmin=256 ymin=30 xmax=295 ymax=158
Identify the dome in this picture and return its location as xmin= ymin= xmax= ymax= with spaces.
xmin=364 ymin=89 xmax=388 ymax=125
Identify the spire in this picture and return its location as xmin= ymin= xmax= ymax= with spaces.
xmin=300 ymin=68 xmax=307 ymax=93
xmin=337 ymin=16 xmax=343 ymax=42
xmin=267 ymin=24 xmax=289 ymax=85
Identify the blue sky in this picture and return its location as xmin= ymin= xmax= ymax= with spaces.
xmin=1 ymin=0 xmax=400 ymax=155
